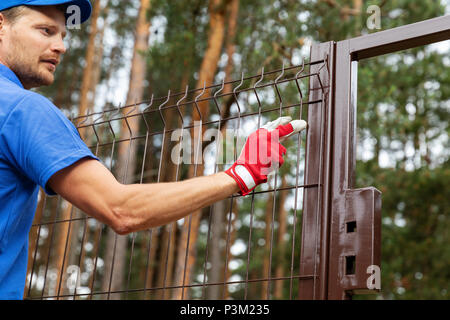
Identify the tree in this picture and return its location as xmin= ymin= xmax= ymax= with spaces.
xmin=101 ymin=0 xmax=152 ymax=299
xmin=172 ymin=0 xmax=229 ymax=300
xmin=50 ymin=0 xmax=105 ymax=299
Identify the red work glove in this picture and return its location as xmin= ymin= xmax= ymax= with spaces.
xmin=225 ymin=116 xmax=307 ymax=196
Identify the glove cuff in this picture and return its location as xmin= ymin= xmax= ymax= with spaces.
xmin=225 ymin=164 xmax=257 ymax=196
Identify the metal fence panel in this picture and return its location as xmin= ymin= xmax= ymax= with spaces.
xmin=26 ymin=61 xmax=321 ymax=300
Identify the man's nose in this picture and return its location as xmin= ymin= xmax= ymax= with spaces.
xmin=52 ymin=36 xmax=67 ymax=55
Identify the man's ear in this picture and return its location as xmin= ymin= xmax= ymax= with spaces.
xmin=0 ymin=13 xmax=9 ymax=40
xmin=0 ymin=13 xmax=4 ymax=37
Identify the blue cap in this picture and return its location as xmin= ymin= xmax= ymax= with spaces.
xmin=0 ymin=0 xmax=92 ymax=24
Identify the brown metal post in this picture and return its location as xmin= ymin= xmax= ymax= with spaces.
xmin=327 ymin=38 xmax=382 ymax=300
xmin=298 ymin=41 xmax=335 ymax=300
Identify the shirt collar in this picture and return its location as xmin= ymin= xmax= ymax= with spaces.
xmin=0 ymin=64 xmax=24 ymax=89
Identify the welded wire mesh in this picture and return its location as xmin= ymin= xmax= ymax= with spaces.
xmin=25 ymin=59 xmax=328 ymax=300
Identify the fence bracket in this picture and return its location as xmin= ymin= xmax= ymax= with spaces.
xmin=333 ymin=188 xmax=382 ymax=296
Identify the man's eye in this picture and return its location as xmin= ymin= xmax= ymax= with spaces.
xmin=41 ymin=28 xmax=51 ymax=35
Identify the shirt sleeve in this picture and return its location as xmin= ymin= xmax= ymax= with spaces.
xmin=0 ymin=92 xmax=100 ymax=196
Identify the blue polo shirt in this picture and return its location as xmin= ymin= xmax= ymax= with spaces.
xmin=0 ymin=64 xmax=98 ymax=300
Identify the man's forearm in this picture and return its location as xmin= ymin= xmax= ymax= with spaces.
xmin=114 ymin=172 xmax=240 ymax=234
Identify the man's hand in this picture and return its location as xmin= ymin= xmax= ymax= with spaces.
xmin=225 ymin=116 xmax=307 ymax=196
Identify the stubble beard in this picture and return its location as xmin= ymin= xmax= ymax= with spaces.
xmin=6 ymin=43 xmax=54 ymax=89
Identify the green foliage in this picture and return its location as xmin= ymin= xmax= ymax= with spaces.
xmin=354 ymin=1 xmax=449 ymax=299
xmin=356 ymin=161 xmax=450 ymax=299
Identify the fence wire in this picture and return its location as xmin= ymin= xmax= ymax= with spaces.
xmin=25 ymin=59 xmax=328 ymax=300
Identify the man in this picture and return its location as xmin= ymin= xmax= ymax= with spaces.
xmin=0 ymin=0 xmax=307 ymax=300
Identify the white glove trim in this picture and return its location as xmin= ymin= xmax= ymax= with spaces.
xmin=234 ymin=165 xmax=256 ymax=190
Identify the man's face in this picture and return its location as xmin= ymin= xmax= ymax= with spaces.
xmin=0 ymin=6 xmax=67 ymax=89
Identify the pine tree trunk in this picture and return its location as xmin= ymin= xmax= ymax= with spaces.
xmin=261 ymin=192 xmax=274 ymax=299
xmin=40 ymin=197 xmax=58 ymax=297
xmin=78 ymin=0 xmax=103 ymax=132
xmin=140 ymin=120 xmax=161 ymax=300
xmin=54 ymin=202 xmax=75 ymax=298
xmin=155 ymin=222 xmax=177 ymax=299
xmin=68 ymin=4 xmax=110 ymax=298
xmin=145 ymin=68 xmax=190 ymax=300
xmin=87 ymin=220 xmax=102 ymax=297
xmin=88 ymin=2 xmax=110 ymax=112
xmin=143 ymin=228 xmax=159 ymax=299
xmin=51 ymin=0 xmax=104 ymax=299
xmin=160 ymin=70 xmax=190 ymax=184
xmin=274 ymin=176 xmax=288 ymax=299
xmin=223 ymin=0 xmax=239 ymax=95
xmin=203 ymin=1 xmax=239 ymax=298
xmin=101 ymin=0 xmax=151 ymax=300
xmin=164 ymin=222 xmax=177 ymax=299
xmin=25 ymin=189 xmax=46 ymax=297
xmin=206 ymin=197 xmax=226 ymax=299
xmin=224 ymin=199 xmax=238 ymax=299
xmin=172 ymin=0 xmax=227 ymax=300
